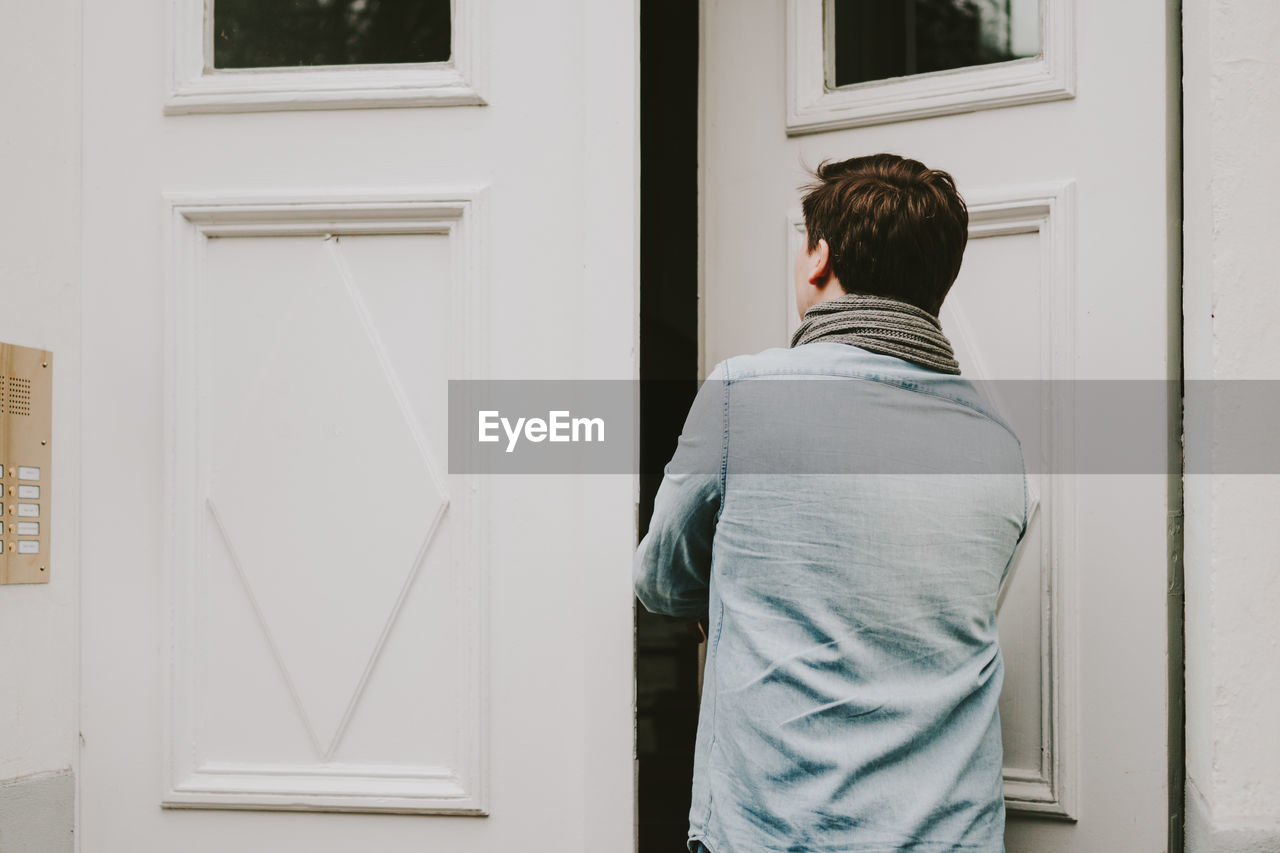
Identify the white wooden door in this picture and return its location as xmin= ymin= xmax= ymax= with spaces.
xmin=702 ymin=1 xmax=1177 ymax=850
xmin=79 ymin=2 xmax=636 ymax=850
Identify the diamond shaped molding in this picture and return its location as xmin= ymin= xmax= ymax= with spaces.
xmin=208 ymin=236 xmax=448 ymax=757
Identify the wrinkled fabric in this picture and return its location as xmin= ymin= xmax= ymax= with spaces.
xmin=634 ymin=342 xmax=1028 ymax=853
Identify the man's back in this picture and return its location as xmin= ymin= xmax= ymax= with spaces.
xmin=635 ymin=341 xmax=1028 ymax=853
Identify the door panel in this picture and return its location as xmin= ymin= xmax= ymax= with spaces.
xmin=81 ymin=1 xmax=636 ymax=849
xmin=943 ymin=185 xmax=1078 ymax=820
xmin=703 ymin=1 xmax=1175 ymax=849
xmin=165 ymin=197 xmax=486 ymax=812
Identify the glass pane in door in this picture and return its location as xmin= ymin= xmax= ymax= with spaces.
xmin=213 ymin=0 xmax=451 ymax=69
xmin=828 ymin=0 xmax=1040 ymax=87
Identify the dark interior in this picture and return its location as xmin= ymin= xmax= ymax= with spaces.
xmin=638 ymin=0 xmax=702 ymax=849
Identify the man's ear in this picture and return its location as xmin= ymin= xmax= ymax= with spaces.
xmin=808 ymin=238 xmax=834 ymax=285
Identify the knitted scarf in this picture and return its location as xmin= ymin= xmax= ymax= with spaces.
xmin=789 ymin=292 xmax=961 ymax=374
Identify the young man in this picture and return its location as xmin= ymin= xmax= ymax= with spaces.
xmin=634 ymin=153 xmax=1028 ymax=853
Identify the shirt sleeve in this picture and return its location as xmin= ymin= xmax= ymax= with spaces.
xmin=632 ymin=360 xmax=728 ymax=621
xmin=1018 ymin=444 xmax=1030 ymax=544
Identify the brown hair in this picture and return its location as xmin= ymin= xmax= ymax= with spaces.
xmin=800 ymin=153 xmax=969 ymax=316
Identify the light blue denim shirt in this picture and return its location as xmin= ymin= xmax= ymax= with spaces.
xmin=634 ymin=342 xmax=1028 ymax=853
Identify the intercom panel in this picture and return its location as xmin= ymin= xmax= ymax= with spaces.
xmin=0 ymin=342 xmax=52 ymax=585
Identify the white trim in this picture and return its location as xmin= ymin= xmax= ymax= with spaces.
xmin=160 ymin=188 xmax=490 ymax=813
xmin=164 ymin=0 xmax=488 ymax=114
xmin=960 ymin=181 xmax=1078 ymax=819
xmin=785 ymin=0 xmax=1075 ymax=134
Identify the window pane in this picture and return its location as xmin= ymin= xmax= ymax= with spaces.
xmin=213 ymin=0 xmax=451 ymax=69
xmin=829 ymin=0 xmax=1040 ymax=87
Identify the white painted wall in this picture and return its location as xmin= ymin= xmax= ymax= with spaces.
xmin=0 ymin=0 xmax=81 ymax=838
xmin=1183 ymin=1 xmax=1280 ymax=849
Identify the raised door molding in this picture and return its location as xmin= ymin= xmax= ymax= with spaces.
xmin=786 ymin=0 xmax=1075 ymax=134
xmin=786 ymin=181 xmax=1080 ymax=818
xmin=165 ymin=0 xmax=488 ymax=114
xmin=951 ymin=181 xmax=1079 ymax=820
xmin=161 ymin=188 xmax=490 ymax=813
